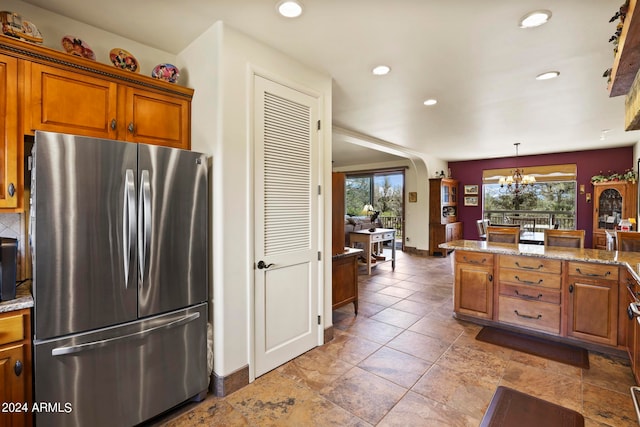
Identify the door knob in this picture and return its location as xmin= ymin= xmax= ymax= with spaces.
xmin=14 ymin=360 xmax=22 ymax=377
xmin=257 ymin=260 xmax=274 ymax=269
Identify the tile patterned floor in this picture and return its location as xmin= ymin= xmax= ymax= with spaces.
xmin=152 ymin=251 xmax=639 ymax=426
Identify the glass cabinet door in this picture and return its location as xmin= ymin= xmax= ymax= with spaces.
xmin=597 ymin=188 xmax=622 ymax=230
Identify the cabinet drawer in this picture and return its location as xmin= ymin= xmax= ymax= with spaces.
xmin=567 ymin=262 xmax=618 ymax=281
xmin=499 ymin=255 xmax=561 ymax=274
xmin=0 ymin=313 xmax=25 ymax=346
xmin=498 ymin=268 xmax=561 ymax=289
xmin=371 ymin=233 xmax=382 ymax=242
xmin=382 ymin=232 xmax=394 ymax=240
xmin=498 ymin=296 xmax=560 ymax=334
xmin=499 ymin=283 xmax=560 ymax=304
xmin=456 ymin=251 xmax=494 ymax=266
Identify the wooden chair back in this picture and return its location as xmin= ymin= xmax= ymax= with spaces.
xmin=476 ymin=219 xmax=486 ymax=237
xmin=486 ymin=226 xmax=520 ymax=244
xmin=617 ymin=231 xmax=640 ymax=252
xmin=544 ymin=229 xmax=584 ymax=249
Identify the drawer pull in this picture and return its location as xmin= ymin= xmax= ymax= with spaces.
xmin=14 ymin=360 xmax=22 ymax=377
xmin=515 ymin=262 xmax=544 ymax=270
xmin=463 ymin=256 xmax=486 ymax=265
xmin=514 ymin=290 xmax=543 ymax=300
xmin=514 ymin=275 xmax=543 ymax=285
xmin=574 ymin=268 xmax=611 ymax=278
xmin=514 ymin=310 xmax=542 ymax=320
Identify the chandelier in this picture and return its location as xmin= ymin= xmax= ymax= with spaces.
xmin=498 ymin=143 xmax=536 ymax=195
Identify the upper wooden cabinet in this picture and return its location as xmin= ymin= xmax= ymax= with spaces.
xmin=0 ymin=34 xmax=194 ymax=212
xmin=123 ymin=87 xmax=190 ymax=149
xmin=0 ymin=52 xmax=20 ymax=209
xmin=27 ymin=62 xmax=119 ymax=140
xmin=592 ymin=181 xmax=638 ymax=249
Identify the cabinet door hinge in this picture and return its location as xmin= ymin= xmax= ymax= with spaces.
xmin=317 ymin=120 xmax=321 ymax=131
xmin=317 ymin=315 xmax=321 ymax=325
xmin=318 ymin=185 xmax=322 ymax=195
xmin=318 ymin=251 xmax=322 ymax=261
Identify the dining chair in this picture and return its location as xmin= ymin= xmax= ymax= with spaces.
xmin=544 ymin=229 xmax=585 ymax=249
xmin=616 ymin=231 xmax=640 ymax=252
xmin=476 ymin=219 xmax=486 ymax=237
xmin=486 ymin=226 xmax=520 ymax=244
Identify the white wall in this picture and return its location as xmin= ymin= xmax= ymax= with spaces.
xmin=3 ymin=0 xmax=177 ymax=76
xmin=179 ymin=22 xmax=332 ymax=380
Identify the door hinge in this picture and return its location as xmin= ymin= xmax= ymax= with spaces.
xmin=317 ymin=315 xmax=321 ymax=325
xmin=318 ymin=185 xmax=322 ymax=195
xmin=318 ymin=251 xmax=322 ymax=261
xmin=317 ymin=120 xmax=321 ymax=131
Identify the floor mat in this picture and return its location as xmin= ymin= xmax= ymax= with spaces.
xmin=480 ymin=386 xmax=584 ymax=427
xmin=476 ymin=326 xmax=589 ymax=369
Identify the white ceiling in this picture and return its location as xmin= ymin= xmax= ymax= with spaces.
xmin=22 ymin=0 xmax=640 ymax=164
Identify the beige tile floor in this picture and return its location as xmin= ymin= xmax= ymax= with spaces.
xmin=151 ymin=251 xmax=639 ymax=426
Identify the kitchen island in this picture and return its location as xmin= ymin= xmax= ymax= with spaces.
xmin=440 ymin=240 xmax=640 ymax=383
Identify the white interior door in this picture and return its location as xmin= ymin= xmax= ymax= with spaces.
xmin=254 ymin=75 xmax=319 ymax=377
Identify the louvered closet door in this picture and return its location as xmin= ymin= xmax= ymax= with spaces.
xmin=254 ymin=75 xmax=319 ymax=377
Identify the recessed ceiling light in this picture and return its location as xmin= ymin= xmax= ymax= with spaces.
xmin=277 ymin=0 xmax=303 ymax=18
xmin=519 ymin=10 xmax=552 ymax=28
xmin=372 ymin=65 xmax=391 ymax=75
xmin=536 ymin=71 xmax=560 ymax=80
xmin=423 ymin=99 xmax=438 ymax=106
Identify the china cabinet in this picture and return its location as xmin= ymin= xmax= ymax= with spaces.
xmin=591 ymin=181 xmax=637 ymax=249
xmin=429 ymin=178 xmax=463 ymax=256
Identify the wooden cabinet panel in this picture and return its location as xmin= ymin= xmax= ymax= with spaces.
xmin=567 ymin=277 xmax=619 ymax=346
xmin=123 ymin=87 xmax=190 ymax=149
xmin=454 ymin=251 xmax=494 ymax=319
xmin=0 ymin=53 xmax=19 ymax=209
xmin=498 ymin=296 xmax=560 ymax=334
xmin=332 ymin=253 xmax=359 ymax=314
xmin=0 ymin=309 xmax=32 ymax=427
xmin=28 ymin=62 xmax=118 ymax=139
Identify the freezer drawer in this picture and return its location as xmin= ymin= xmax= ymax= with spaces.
xmin=34 ymin=303 xmax=207 ymax=427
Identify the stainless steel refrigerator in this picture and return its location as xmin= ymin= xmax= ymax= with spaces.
xmin=30 ymin=131 xmax=209 ymax=427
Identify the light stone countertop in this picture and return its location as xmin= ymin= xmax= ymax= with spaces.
xmin=0 ymin=281 xmax=33 ymax=313
xmin=440 ymin=240 xmax=640 ymax=281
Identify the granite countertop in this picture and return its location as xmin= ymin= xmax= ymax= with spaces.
xmin=332 ymin=247 xmax=364 ymax=259
xmin=0 ymin=281 xmax=33 ymax=313
xmin=440 ymin=240 xmax=640 ymax=281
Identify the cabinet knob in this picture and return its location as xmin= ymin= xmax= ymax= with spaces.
xmin=7 ymin=183 xmax=15 ymax=197
xmin=14 ymin=360 xmax=22 ymax=377
xmin=110 ymin=119 xmax=117 ymax=130
xmin=128 ymin=122 xmax=135 ymax=133
xmin=569 ymin=284 xmax=574 ymax=293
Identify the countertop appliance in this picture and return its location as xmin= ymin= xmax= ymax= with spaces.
xmin=30 ymin=131 xmax=209 ymax=426
xmin=0 ymin=237 xmax=17 ymax=301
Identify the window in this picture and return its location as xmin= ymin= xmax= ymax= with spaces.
xmin=482 ymin=164 xmax=577 ymax=230
xmin=345 ymin=170 xmax=405 ymax=238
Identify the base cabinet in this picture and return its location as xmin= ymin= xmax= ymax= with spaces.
xmin=430 ymin=222 xmax=463 ymax=257
xmin=0 ymin=308 xmax=32 ymax=427
xmin=454 ymin=251 xmax=494 ymax=319
xmin=566 ymin=262 xmax=619 ymax=346
xmin=332 ymin=251 xmax=360 ymax=314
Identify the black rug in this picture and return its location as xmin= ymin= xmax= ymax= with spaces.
xmin=476 ymin=327 xmax=589 ymax=369
xmin=480 ymin=386 xmax=584 ymax=427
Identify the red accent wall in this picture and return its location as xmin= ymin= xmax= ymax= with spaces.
xmin=448 ymin=146 xmax=635 ymax=248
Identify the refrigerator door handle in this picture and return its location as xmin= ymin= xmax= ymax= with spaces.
xmin=123 ymin=169 xmax=136 ymax=288
xmin=138 ymin=170 xmax=152 ymax=285
xmin=50 ymin=312 xmax=200 ymax=356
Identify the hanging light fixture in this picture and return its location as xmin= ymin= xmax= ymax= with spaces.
xmin=498 ymin=143 xmax=536 ymax=196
